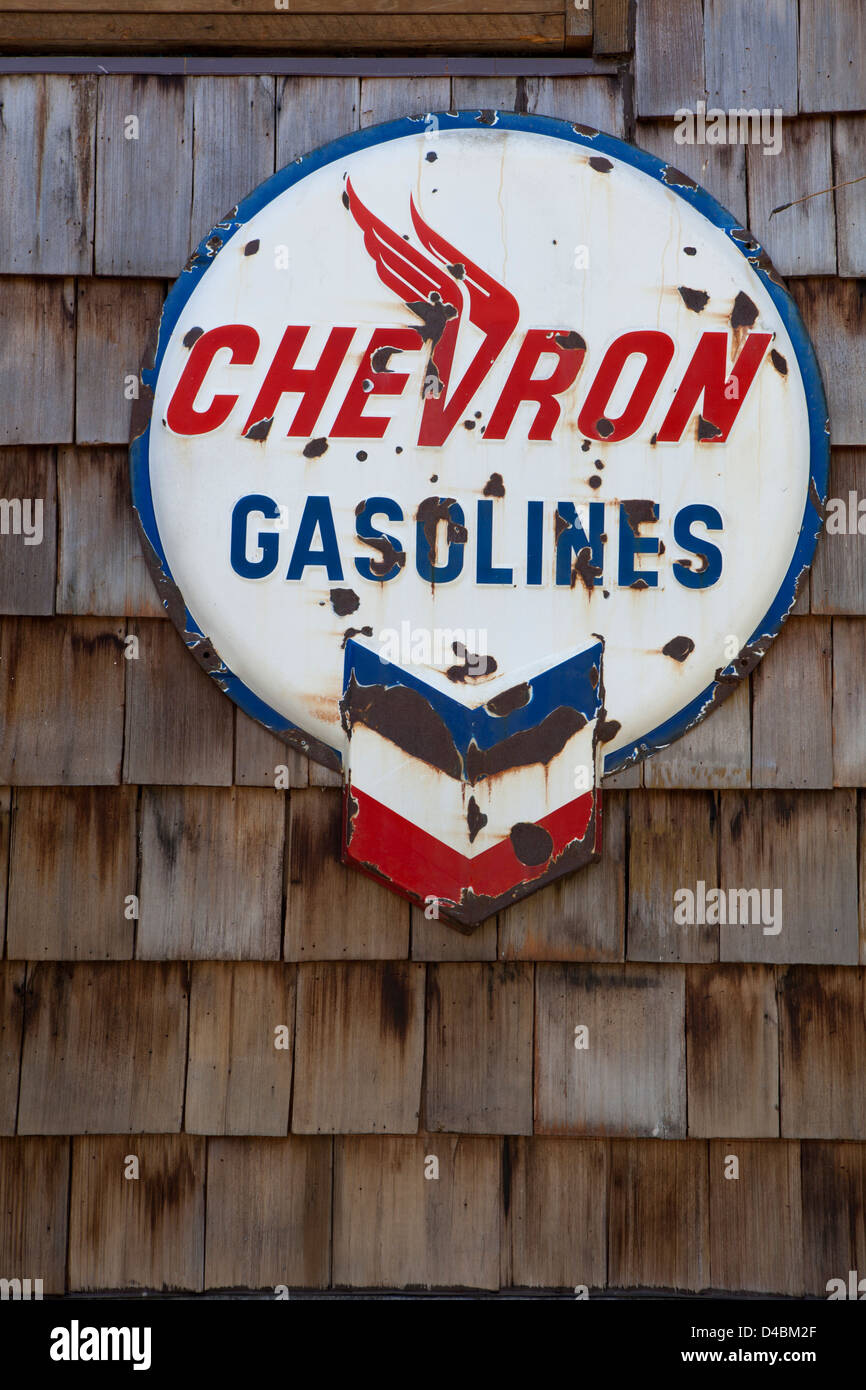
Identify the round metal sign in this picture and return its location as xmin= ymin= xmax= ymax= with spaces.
xmin=131 ymin=111 xmax=828 ymax=927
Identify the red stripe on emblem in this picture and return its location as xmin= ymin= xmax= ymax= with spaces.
xmin=344 ymin=785 xmax=594 ymax=906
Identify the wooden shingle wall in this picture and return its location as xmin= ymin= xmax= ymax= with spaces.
xmin=1 ymin=2 xmax=866 ymax=1293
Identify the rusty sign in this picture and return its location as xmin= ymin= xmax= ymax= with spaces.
xmin=130 ymin=111 xmax=828 ymax=930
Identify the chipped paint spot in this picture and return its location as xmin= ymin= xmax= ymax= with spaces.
xmin=731 ymin=290 xmax=759 ymax=332
xmin=510 ymin=821 xmax=553 ymax=866
xmin=697 ymin=415 xmax=723 ymax=441
xmin=555 ymin=330 xmax=586 ymax=351
xmin=678 ymin=285 xmax=709 ymax=313
xmin=483 ymin=472 xmax=505 ymax=498
xmin=467 ymin=796 xmax=487 ymax=844
xmin=245 ymin=415 xmax=273 ymax=442
xmin=662 ymin=165 xmax=698 ymax=190
xmin=662 ymin=635 xmax=696 ymax=662
xmin=341 ymin=624 xmax=373 ymax=649
xmin=446 ymin=642 xmax=498 ymax=682
xmin=485 ymin=682 xmax=530 ymax=717
xmin=330 ymin=587 xmax=360 ymax=617
xmin=370 ymin=344 xmax=402 ymax=373
xmin=303 ymin=437 xmax=329 ymax=458
xmin=621 ymin=499 xmax=656 ymax=534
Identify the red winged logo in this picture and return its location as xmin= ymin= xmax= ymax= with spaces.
xmin=345 ymin=179 xmax=520 ymax=446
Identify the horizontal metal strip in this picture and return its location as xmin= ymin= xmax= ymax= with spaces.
xmin=0 ymin=55 xmax=620 ymax=76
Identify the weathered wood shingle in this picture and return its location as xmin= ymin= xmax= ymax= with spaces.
xmin=790 ymin=279 xmax=866 ymax=446
xmin=719 ymin=791 xmax=858 ymax=964
xmin=18 ymin=961 xmax=188 ymax=1134
xmin=68 ymin=1135 xmax=205 ymax=1292
xmin=686 ymin=964 xmax=779 ymax=1137
xmin=832 ymin=618 xmax=866 ymax=786
xmin=122 ymin=620 xmax=233 ymax=785
xmin=779 ymin=965 xmax=866 ymax=1137
xmin=292 ymin=962 xmax=425 ymax=1133
xmin=609 ymin=1140 xmax=708 ymax=1290
xmin=635 ymin=0 xmax=705 ymax=118
xmin=811 ymin=452 xmax=866 ymax=614
xmin=0 ymin=617 xmax=125 ymax=785
xmin=525 ymin=74 xmax=625 ymax=136
xmin=0 ymin=75 xmax=95 ymax=275
xmin=801 ymin=1141 xmax=866 ymax=1296
xmin=95 ymin=75 xmax=194 ymax=276
xmin=190 ymin=76 xmax=275 ymax=248
xmin=185 ymin=962 xmax=295 ymax=1134
xmin=708 ymin=1139 xmax=803 ymax=1294
xmin=56 ymin=446 xmax=166 ymax=618
xmin=0 ymin=279 xmax=74 ymax=445
xmin=333 ymin=1134 xmax=500 ymax=1289
xmin=751 ymin=616 xmax=832 ymax=788
xmin=0 ymin=1136 xmax=69 ymax=1294
xmin=799 ymin=0 xmax=866 ymax=112
xmin=504 ymin=1137 xmax=607 ymax=1289
xmin=0 ymin=448 xmax=57 ymax=616
xmin=642 ymin=681 xmax=751 ymax=790
xmin=7 ymin=786 xmax=137 ymax=960
xmin=0 ymin=962 xmax=25 ymax=1134
xmin=534 ymin=964 xmax=686 ymax=1136
xmin=138 ymin=787 xmax=285 ymax=959
xmin=627 ymin=791 xmax=719 ymax=962
xmin=75 ymin=279 xmax=164 ymax=445
xmin=285 ymin=788 xmax=409 ymax=960
xmin=833 ymin=116 xmax=866 ymax=276
xmin=636 ymin=120 xmax=747 ymax=226
xmin=205 ymin=1136 xmax=331 ymax=1290
xmin=746 ymin=118 xmax=836 ymax=275
xmin=425 ymin=962 xmax=534 ymax=1134
xmin=704 ymin=0 xmax=799 ymax=114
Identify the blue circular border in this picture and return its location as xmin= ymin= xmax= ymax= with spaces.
xmin=130 ymin=109 xmax=830 ymax=775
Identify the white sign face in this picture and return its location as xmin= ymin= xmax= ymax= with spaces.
xmin=132 ymin=112 xmax=827 ymax=927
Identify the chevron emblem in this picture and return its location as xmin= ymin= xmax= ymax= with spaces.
xmin=340 ymin=638 xmax=605 ymax=929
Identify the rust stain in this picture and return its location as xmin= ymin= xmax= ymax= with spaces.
xmin=341 ymin=674 xmax=462 ymax=779
xmin=554 ymin=330 xmax=587 ymax=351
xmin=662 ymin=635 xmax=696 ymax=662
xmin=509 ymin=821 xmax=554 ymax=866
xmin=416 ymin=496 xmax=467 ymax=570
xmin=446 ymin=642 xmax=498 ymax=682
xmin=245 ymin=415 xmax=273 ymax=442
xmin=467 ymin=796 xmax=488 ymax=844
xmin=464 ymin=706 xmax=587 ymax=783
xmin=572 ymin=546 xmax=602 ymax=592
xmin=596 ymin=716 xmax=621 ymax=743
xmin=697 ymin=414 xmax=722 ymax=441
xmin=483 ymin=472 xmax=505 ymax=498
xmin=621 ymin=499 xmax=656 ymax=534
xmin=662 ymin=165 xmax=698 ymax=190
xmin=303 ymin=437 xmax=329 ymax=458
xmin=678 ymin=286 xmax=709 ymax=313
xmin=370 ymin=344 xmax=402 ymax=373
xmin=486 ymin=682 xmax=530 ymax=717
xmin=340 ymin=624 xmax=373 ymax=649
xmin=329 ymin=587 xmax=360 ymax=617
